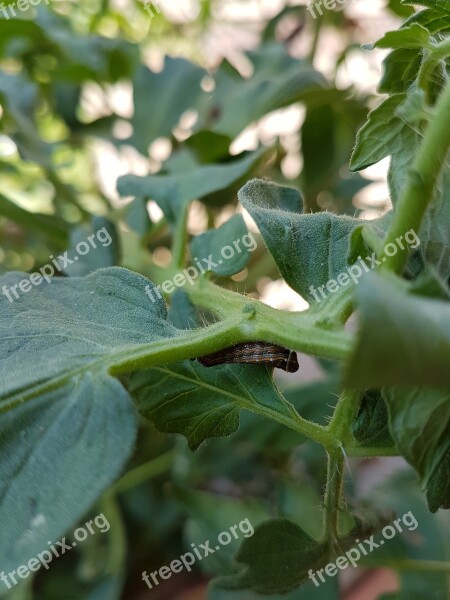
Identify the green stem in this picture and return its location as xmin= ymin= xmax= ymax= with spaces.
xmin=255 ymin=402 xmax=334 ymax=447
xmin=171 ymin=203 xmax=189 ymax=269
xmin=323 ymin=451 xmax=345 ymax=548
xmin=381 ymin=78 xmax=450 ymax=273
xmin=327 ymin=389 xmax=361 ymax=444
xmin=101 ymin=493 xmax=127 ymax=576
xmin=308 ymin=10 xmax=323 ymax=63
xmin=186 ymin=277 xmax=353 ymax=359
xmin=345 ymin=445 xmax=398 ymax=458
xmin=417 ymin=37 xmax=450 ymax=101
xmin=109 ymin=317 xmax=243 ymax=375
xmin=110 ymin=450 xmax=175 ymax=495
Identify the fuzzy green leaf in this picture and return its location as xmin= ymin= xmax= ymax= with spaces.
xmin=367 ymin=24 xmax=430 ymax=50
xmin=0 ymin=376 xmax=136 ymax=581
xmin=345 ymin=274 xmax=450 ymax=388
xmin=190 ymin=215 xmax=252 ymax=277
xmin=117 ymin=148 xmax=269 ymax=224
xmin=214 ymin=518 xmax=329 ymax=594
xmin=238 ymin=179 xmax=389 ymax=303
xmin=130 ymin=361 xmax=300 ymax=450
xmin=384 ymin=387 xmax=450 ymax=512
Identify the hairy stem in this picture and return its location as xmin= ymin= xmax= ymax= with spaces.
xmin=323 ymin=451 xmax=345 ymax=548
xmin=186 ymin=277 xmax=353 ymax=359
xmin=327 ymin=389 xmax=361 ymax=444
xmin=381 ymin=78 xmax=450 ymax=273
xmin=417 ymin=37 xmax=450 ymax=101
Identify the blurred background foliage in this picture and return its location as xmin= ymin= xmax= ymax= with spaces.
xmin=1 ymin=1 xmax=448 ymax=599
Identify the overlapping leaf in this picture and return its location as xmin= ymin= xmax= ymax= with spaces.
xmin=117 ymin=147 xmax=270 ymax=224
xmin=130 ymin=361 xmax=301 ymax=450
xmin=213 ymin=518 xmax=329 ymax=594
xmin=238 ymin=179 xmax=390 ymax=303
xmin=345 ymin=274 xmax=450 ymax=388
xmin=384 ymin=387 xmax=450 ymax=511
xmin=190 ymin=215 xmax=252 ymax=277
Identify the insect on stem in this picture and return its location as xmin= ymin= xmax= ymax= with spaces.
xmin=197 ymin=342 xmax=299 ymax=372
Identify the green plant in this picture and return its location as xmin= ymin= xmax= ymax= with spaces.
xmin=0 ymin=1 xmax=449 ymax=599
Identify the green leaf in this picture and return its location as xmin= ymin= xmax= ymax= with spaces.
xmin=387 ymin=0 xmax=415 ymax=17
xmin=196 ymin=44 xmax=326 ymax=138
xmin=130 ymin=361 xmax=301 ymax=450
xmin=379 ymin=49 xmax=422 ymax=94
xmin=168 ymin=289 xmax=200 ymax=329
xmin=63 ymin=217 xmax=121 ymax=277
xmin=419 ymin=171 xmax=450 ymax=279
xmin=345 ymin=274 xmax=450 ymax=388
xmin=117 ymin=147 xmax=270 ymax=225
xmin=0 ymin=193 xmax=69 ymax=249
xmin=35 ymin=10 xmax=138 ymax=83
xmin=395 ymin=87 xmax=429 ymax=126
xmin=384 ymin=387 xmax=450 ymax=510
xmin=0 ymin=375 xmax=136 ymax=579
xmin=124 ymin=198 xmax=153 ymax=237
xmin=387 ymin=124 xmax=421 ymax=205
xmin=130 ymin=60 xmax=206 ymax=154
xmin=276 ymin=481 xmax=325 ymax=541
xmin=405 ymin=8 xmax=450 ymax=35
xmin=0 ymin=267 xmax=194 ymax=583
xmin=367 ymin=24 xmax=431 ymax=50
xmin=0 ymin=72 xmax=52 ymax=166
xmin=401 ymin=0 xmax=450 ymax=12
xmin=213 ymin=518 xmax=329 ymax=594
xmin=364 ymin=469 xmax=450 ymax=597
xmin=185 ymin=130 xmax=232 ymax=163
xmin=174 ymin=487 xmax=269 ymax=576
xmin=301 ymin=105 xmax=336 ymax=196
xmin=190 ymin=215 xmax=252 ymax=277
xmin=0 ymin=267 xmax=176 ymax=404
xmin=426 ymin=449 xmax=450 ymax=512
xmin=352 ymin=390 xmax=395 ymax=448
xmin=350 ymin=94 xmax=408 ymax=172
xmin=238 ymin=179 xmax=389 ymax=303
xmin=257 ymin=377 xmax=339 ymax=449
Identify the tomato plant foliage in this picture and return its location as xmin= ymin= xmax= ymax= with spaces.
xmin=0 ymin=1 xmax=449 ymax=598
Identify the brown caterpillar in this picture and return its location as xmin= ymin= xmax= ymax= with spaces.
xmin=197 ymin=342 xmax=299 ymax=373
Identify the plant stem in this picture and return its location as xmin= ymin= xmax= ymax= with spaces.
xmin=380 ymin=78 xmax=450 ymax=273
xmin=171 ymin=202 xmax=189 ymax=269
xmin=417 ymin=37 xmax=450 ymax=101
xmin=110 ymin=450 xmax=175 ymax=495
xmin=255 ymin=402 xmax=335 ymax=447
xmin=323 ymin=451 xmax=345 ymax=549
xmin=308 ymin=10 xmax=323 ymax=63
xmin=327 ymin=389 xmax=361 ymax=444
xmin=101 ymin=492 xmax=127 ymax=576
xmin=186 ymin=277 xmax=353 ymax=359
xmin=345 ymin=445 xmax=398 ymax=458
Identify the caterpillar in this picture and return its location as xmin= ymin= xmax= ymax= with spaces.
xmin=197 ymin=342 xmax=299 ymax=372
